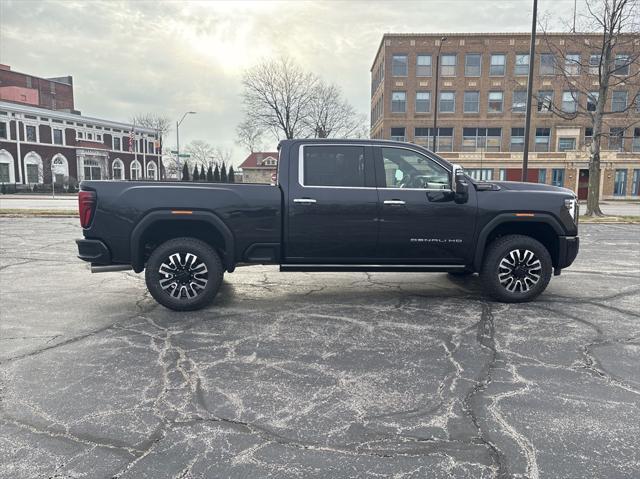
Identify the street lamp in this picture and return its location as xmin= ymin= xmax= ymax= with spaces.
xmin=432 ymin=36 xmax=447 ymax=153
xmin=176 ymin=111 xmax=196 ymax=178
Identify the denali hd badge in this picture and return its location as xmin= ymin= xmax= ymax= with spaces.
xmin=410 ymin=238 xmax=463 ymax=243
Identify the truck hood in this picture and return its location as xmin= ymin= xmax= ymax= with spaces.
xmin=485 ymin=181 xmax=575 ymax=196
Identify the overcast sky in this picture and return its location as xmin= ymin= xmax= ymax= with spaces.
xmin=0 ymin=0 xmax=581 ymax=165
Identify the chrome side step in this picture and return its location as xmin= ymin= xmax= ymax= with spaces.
xmin=91 ymin=264 xmax=133 ymax=273
xmin=279 ymin=264 xmax=467 ymax=273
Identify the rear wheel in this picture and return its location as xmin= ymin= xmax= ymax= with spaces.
xmin=145 ymin=237 xmax=223 ymax=311
xmin=480 ymin=235 xmax=552 ymax=303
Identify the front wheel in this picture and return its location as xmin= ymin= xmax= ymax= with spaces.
xmin=480 ymin=235 xmax=552 ymax=303
xmin=145 ymin=237 xmax=224 ymax=311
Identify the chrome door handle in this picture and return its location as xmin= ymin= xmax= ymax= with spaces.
xmin=293 ymin=198 xmax=317 ymax=204
xmin=383 ymin=199 xmax=406 ymax=205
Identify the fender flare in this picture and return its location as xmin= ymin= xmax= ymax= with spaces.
xmin=130 ymin=210 xmax=235 ymax=273
xmin=472 ymin=213 xmax=564 ymax=271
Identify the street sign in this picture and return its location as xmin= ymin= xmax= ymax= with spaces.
xmin=178 ymin=154 xmax=190 ymax=158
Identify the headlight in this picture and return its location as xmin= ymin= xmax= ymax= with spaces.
xmin=564 ymin=198 xmax=578 ymax=223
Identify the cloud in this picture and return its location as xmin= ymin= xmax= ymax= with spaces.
xmin=0 ymin=0 xmax=579 ymax=164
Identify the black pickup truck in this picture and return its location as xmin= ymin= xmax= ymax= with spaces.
xmin=77 ymin=139 xmax=579 ymax=311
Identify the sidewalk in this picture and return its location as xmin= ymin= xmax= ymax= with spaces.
xmin=0 ymin=194 xmax=78 ymax=210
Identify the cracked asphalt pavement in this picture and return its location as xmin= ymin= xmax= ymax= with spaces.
xmin=0 ymin=218 xmax=639 ymax=479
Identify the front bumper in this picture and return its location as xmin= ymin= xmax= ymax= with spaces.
xmin=76 ymin=239 xmax=111 ymax=264
xmin=557 ymin=236 xmax=579 ymax=270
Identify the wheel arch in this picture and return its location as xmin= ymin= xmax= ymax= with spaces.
xmin=130 ymin=210 xmax=235 ymax=273
xmin=473 ymin=214 xmax=564 ymax=271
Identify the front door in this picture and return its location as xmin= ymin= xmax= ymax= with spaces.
xmin=286 ymin=144 xmax=378 ymax=262
xmin=375 ymin=146 xmax=476 ymax=263
xmin=578 ymin=169 xmax=589 ymax=200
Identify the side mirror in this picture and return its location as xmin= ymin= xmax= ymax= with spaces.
xmin=451 ymin=164 xmax=469 ymax=204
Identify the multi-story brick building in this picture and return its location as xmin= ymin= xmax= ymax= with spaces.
xmin=238 ymin=151 xmax=278 ymax=183
xmin=0 ymin=66 xmax=161 ymax=189
xmin=0 ymin=64 xmax=76 ymax=113
xmin=370 ymin=33 xmax=640 ymax=200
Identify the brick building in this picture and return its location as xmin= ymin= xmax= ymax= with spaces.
xmin=370 ymin=33 xmax=640 ymax=200
xmin=238 ymin=151 xmax=278 ymax=183
xmin=0 ymin=64 xmax=76 ymax=113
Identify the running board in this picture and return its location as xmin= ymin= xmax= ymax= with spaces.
xmin=91 ymin=264 xmax=133 ymax=273
xmin=279 ymin=264 xmax=466 ymax=273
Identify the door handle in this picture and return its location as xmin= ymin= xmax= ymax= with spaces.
xmin=383 ymin=199 xmax=406 ymax=205
xmin=293 ymin=198 xmax=317 ymax=204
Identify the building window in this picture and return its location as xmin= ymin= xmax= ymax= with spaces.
xmin=537 ymin=90 xmax=554 ymax=112
xmin=390 ymin=127 xmax=406 ymax=141
xmin=435 ymin=127 xmax=453 ymax=152
xmin=53 ymin=128 xmax=63 ymax=145
xmin=535 ymin=128 xmax=551 ymax=152
xmin=565 ymin=53 xmax=580 ymax=75
xmin=87 ymin=132 xmax=93 ymax=141
xmin=499 ymin=169 xmax=507 ymax=181
xmin=609 ymin=127 xmax=625 ymax=150
xmin=614 ymin=169 xmax=627 ymax=196
xmin=463 ymin=91 xmax=480 ymax=113
xmin=551 ymin=169 xmax=565 ymax=187
xmin=631 ymin=169 xmax=640 ymax=196
xmin=130 ymin=160 xmax=142 ymax=180
xmin=0 ymin=163 xmax=9 ymax=183
xmin=441 ymin=54 xmax=456 ymax=76
xmin=462 ymin=127 xmax=502 ymax=152
xmin=490 ymin=54 xmax=506 ymax=76
xmin=589 ymin=53 xmax=601 ymax=75
xmin=112 ymin=159 xmax=124 ymax=180
xmin=538 ymin=169 xmax=547 ymax=184
xmin=416 ymin=55 xmax=432 ymax=77
xmin=414 ymin=127 xmax=430 ymax=146
xmin=465 ymin=54 xmax=481 ymax=76
xmin=391 ymin=91 xmax=406 ymax=113
xmin=0 ymin=121 xmax=7 ymax=139
xmin=25 ymin=125 xmax=37 ymax=142
xmin=488 ymin=91 xmax=504 ymax=113
xmin=587 ymin=91 xmax=599 ymax=112
xmin=413 ymin=127 xmax=452 ymax=150
xmin=415 ymin=91 xmax=431 ymax=113
xmin=540 ymin=53 xmax=556 ymax=75
xmin=83 ymin=158 xmax=102 ymax=180
xmin=562 ymin=91 xmax=578 ymax=113
xmin=466 ymin=168 xmax=493 ymax=181
xmin=512 ymin=91 xmax=527 ymax=113
xmin=26 ymin=164 xmax=39 ymax=183
xmin=614 ymin=54 xmax=630 ymax=75
xmin=148 ymin=141 xmax=154 ymax=154
xmin=511 ymin=127 xmax=525 ymax=151
xmin=113 ymin=137 xmax=121 ymax=151
xmin=558 ymin=137 xmax=576 ymax=151
xmin=77 ymin=131 xmax=84 ymax=140
xmin=611 ymin=91 xmax=627 ymax=112
xmin=585 ymin=127 xmax=593 ymax=146
xmin=96 ymin=133 xmax=103 ymax=142
xmin=439 ymin=91 xmax=455 ymax=113
xmin=633 ymin=128 xmax=640 ymax=152
xmin=147 ymin=161 xmax=157 ymax=180
xmin=515 ymin=54 xmax=529 ymax=75
xmin=392 ymin=55 xmax=408 ymax=76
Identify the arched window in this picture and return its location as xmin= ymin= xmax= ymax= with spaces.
xmin=51 ymin=154 xmax=69 ymax=184
xmin=130 ymin=160 xmax=142 ymax=180
xmin=0 ymin=150 xmax=16 ymax=184
xmin=146 ymin=161 xmax=157 ymax=180
xmin=24 ymin=151 xmax=44 ymax=184
xmin=112 ymin=159 xmax=124 ymax=180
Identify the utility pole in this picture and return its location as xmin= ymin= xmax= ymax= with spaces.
xmin=522 ymin=0 xmax=537 ymax=182
xmin=432 ymin=36 xmax=447 ymax=152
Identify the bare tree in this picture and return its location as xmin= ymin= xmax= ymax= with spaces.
xmin=235 ymin=118 xmax=264 ymax=153
xmin=306 ymin=81 xmax=362 ymax=138
xmin=185 ymin=140 xmax=216 ymax=167
xmin=132 ymin=113 xmax=172 ymax=179
xmin=539 ymin=0 xmax=639 ymax=216
xmin=241 ymin=56 xmax=318 ymax=139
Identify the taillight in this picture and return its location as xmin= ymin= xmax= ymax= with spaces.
xmin=78 ymin=190 xmax=96 ymax=228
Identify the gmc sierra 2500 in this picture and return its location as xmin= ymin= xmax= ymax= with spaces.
xmin=76 ymin=139 xmax=579 ymax=311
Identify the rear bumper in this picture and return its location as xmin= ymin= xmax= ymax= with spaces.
xmin=76 ymin=239 xmax=111 ymax=264
xmin=557 ymin=235 xmax=579 ymax=269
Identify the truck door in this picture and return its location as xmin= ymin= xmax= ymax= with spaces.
xmin=374 ymin=145 xmax=476 ymax=263
xmin=286 ymin=144 xmax=378 ymax=262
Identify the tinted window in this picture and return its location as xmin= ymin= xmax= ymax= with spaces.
xmin=381 ymin=147 xmax=449 ymax=189
xmin=302 ymin=146 xmax=365 ymax=187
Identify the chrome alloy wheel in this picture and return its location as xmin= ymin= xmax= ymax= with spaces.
xmin=497 ymin=249 xmax=542 ymax=293
xmin=158 ymin=252 xmax=209 ymax=299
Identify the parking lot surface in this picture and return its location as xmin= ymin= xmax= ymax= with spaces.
xmin=0 ymin=218 xmax=639 ymax=478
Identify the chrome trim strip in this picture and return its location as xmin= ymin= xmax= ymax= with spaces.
xmin=293 ymin=198 xmax=317 ymax=204
xmin=280 ymin=264 xmax=466 ymax=269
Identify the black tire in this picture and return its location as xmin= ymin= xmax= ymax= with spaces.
xmin=145 ymin=237 xmax=223 ymax=311
xmin=480 ymin=234 xmax=552 ymax=303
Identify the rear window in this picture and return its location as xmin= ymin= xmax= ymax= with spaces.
xmin=302 ymin=146 xmax=365 ymax=187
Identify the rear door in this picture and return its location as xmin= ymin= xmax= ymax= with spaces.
xmin=286 ymin=143 xmax=378 ymax=262
xmin=374 ymin=145 xmax=476 ymax=263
